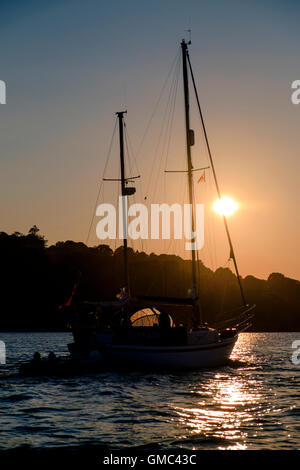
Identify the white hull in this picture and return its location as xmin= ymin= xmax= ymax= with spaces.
xmin=102 ymin=335 xmax=238 ymax=370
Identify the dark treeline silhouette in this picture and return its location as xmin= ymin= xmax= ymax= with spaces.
xmin=0 ymin=228 xmax=299 ymax=331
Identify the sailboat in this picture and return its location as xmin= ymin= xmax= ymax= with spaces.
xmin=68 ymin=39 xmax=255 ymax=370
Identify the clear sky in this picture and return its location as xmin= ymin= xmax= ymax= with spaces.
xmin=0 ymin=0 xmax=299 ymax=280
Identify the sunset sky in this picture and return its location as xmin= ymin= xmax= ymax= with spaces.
xmin=0 ymin=0 xmax=299 ymax=280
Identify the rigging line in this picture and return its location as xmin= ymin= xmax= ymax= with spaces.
xmin=123 ymin=124 xmax=135 ymax=254
xmin=153 ymin=70 xmax=179 ymax=203
xmin=195 ymin=247 xmax=203 ymax=320
xmin=124 ymin=124 xmax=144 ymax=254
xmin=164 ymin=53 xmax=181 ymax=158
xmin=164 ymin=177 xmax=187 ymax=256
xmin=219 ymin=258 xmax=232 ymax=316
xmin=124 ymin=122 xmax=141 ymax=179
xmin=164 ymin=54 xmax=181 ymax=171
xmin=165 ymin=166 xmax=210 ymax=173
xmin=86 ymin=118 xmax=118 ymax=245
xmin=208 ymin=171 xmax=218 ymax=270
xmin=124 ymin=123 xmax=135 ymax=179
xmin=135 ymin=49 xmax=181 ymax=162
xmin=186 ymin=50 xmax=247 ymax=306
xmin=205 ymin=177 xmax=215 ymax=270
xmin=194 ymin=166 xmax=214 ymax=271
xmin=162 ymin=56 xmax=180 ymax=242
xmin=151 ymin=54 xmax=181 ymax=202
xmin=196 ymin=167 xmax=216 ymax=271
xmin=191 ymin=174 xmax=203 ymax=319
xmin=147 ymin=67 xmax=178 ymax=204
xmin=145 ymin=162 xmax=184 ymax=297
xmin=145 ymin=52 xmax=181 ymax=200
xmin=113 ymin=164 xmax=121 ymax=252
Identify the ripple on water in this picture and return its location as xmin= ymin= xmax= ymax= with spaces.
xmin=2 ymin=394 xmax=32 ymax=403
xmin=0 ymin=332 xmax=299 ymax=451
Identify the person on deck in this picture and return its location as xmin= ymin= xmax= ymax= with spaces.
xmin=159 ymin=311 xmax=171 ymax=330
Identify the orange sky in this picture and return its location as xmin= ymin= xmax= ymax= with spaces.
xmin=0 ymin=0 xmax=299 ymax=280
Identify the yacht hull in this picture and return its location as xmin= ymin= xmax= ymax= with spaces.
xmin=103 ymin=335 xmax=237 ymax=370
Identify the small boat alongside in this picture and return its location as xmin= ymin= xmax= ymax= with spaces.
xmin=19 ymin=351 xmax=104 ymax=377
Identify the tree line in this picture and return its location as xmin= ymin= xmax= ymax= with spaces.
xmin=0 ymin=227 xmax=299 ymax=331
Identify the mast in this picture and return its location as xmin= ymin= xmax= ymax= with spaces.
xmin=181 ymin=39 xmax=200 ymax=323
xmin=116 ymin=111 xmax=129 ymax=294
xmin=185 ymin=50 xmax=247 ymax=307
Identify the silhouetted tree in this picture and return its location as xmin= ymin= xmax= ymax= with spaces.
xmin=0 ymin=231 xmax=299 ymax=331
xmin=28 ymin=225 xmax=39 ymax=236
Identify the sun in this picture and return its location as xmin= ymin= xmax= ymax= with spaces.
xmin=213 ymin=196 xmax=238 ymax=216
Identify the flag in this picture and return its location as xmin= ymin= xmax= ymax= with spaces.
xmin=64 ymin=281 xmax=79 ymax=307
xmin=197 ymin=171 xmax=206 ymax=183
xmin=58 ymin=271 xmax=81 ymax=309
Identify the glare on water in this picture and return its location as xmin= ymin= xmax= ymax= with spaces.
xmin=0 ymin=332 xmax=299 ymax=451
xmin=173 ymin=373 xmax=262 ymax=450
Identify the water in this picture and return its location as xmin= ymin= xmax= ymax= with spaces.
xmin=0 ymin=332 xmax=299 ymax=451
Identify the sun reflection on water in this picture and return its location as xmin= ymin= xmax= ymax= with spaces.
xmin=172 ymin=336 xmax=264 ymax=450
